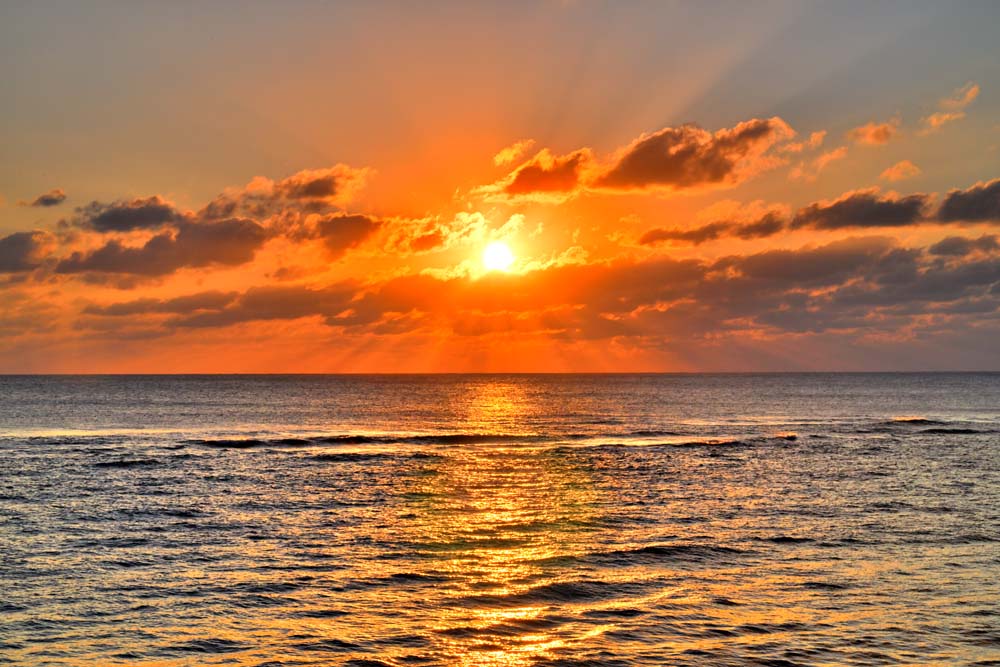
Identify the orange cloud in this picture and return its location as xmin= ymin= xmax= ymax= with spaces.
xmin=847 ymin=119 xmax=899 ymax=145
xmin=594 ymin=117 xmax=795 ymax=192
xmin=493 ymin=139 xmax=536 ymax=166
xmin=880 ymin=160 xmax=921 ymax=182
xmin=940 ymin=81 xmax=980 ymax=110
xmin=503 ymin=148 xmax=595 ymax=198
xmin=781 ymin=130 xmax=826 ymax=153
xmin=921 ymin=82 xmax=980 ymax=134
xmin=483 ymin=117 xmax=795 ymax=200
xmin=789 ymin=146 xmax=847 ymax=182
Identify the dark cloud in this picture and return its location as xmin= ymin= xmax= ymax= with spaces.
xmin=722 ymin=236 xmax=896 ymax=286
xmin=75 ymin=196 xmax=183 ymax=232
xmin=169 ymin=284 xmax=357 ymax=328
xmin=83 ymin=291 xmax=239 ymax=316
xmin=23 ymin=189 xmax=67 ymax=207
xmin=929 ymin=235 xmax=999 ymax=257
xmin=937 ymin=178 xmax=1000 ymax=223
xmin=0 ymin=231 xmax=51 ymax=272
xmin=639 ymin=212 xmax=786 ymax=246
xmin=639 ymin=222 xmax=731 ymax=246
xmin=594 ymin=117 xmax=793 ymax=191
xmin=488 ymin=117 xmax=794 ymax=198
xmin=504 ymin=150 xmax=592 ymax=195
xmin=55 ymin=219 xmax=267 ymax=276
xmin=199 ymin=165 xmax=369 ymax=220
xmin=791 ymin=190 xmax=929 ymax=230
xmin=733 ymin=212 xmax=785 ymax=239
xmin=274 ymin=166 xmax=366 ymax=201
xmin=314 ymin=214 xmax=382 ymax=258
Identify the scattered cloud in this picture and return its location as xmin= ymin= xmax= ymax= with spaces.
xmin=880 ymin=160 xmax=921 ymax=182
xmin=20 ymin=189 xmax=67 ymax=207
xmin=940 ymin=82 xmax=980 ymax=110
xmin=639 ymin=211 xmax=786 ymax=246
xmin=781 ymin=130 xmax=826 ymax=154
xmin=72 ymin=196 xmax=183 ymax=232
xmin=484 ymin=117 xmax=796 ymax=199
xmin=594 ymin=117 xmax=795 ymax=192
xmin=503 ymin=148 xmax=594 ymax=197
xmin=493 ymin=139 xmax=536 ymax=166
xmin=921 ymin=82 xmax=979 ymax=134
xmin=789 ymin=146 xmax=848 ymax=182
xmin=847 ymin=119 xmax=900 ymax=146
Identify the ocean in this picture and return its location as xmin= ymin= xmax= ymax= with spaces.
xmin=1 ymin=373 xmax=999 ymax=666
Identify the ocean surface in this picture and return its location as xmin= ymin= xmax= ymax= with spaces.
xmin=1 ymin=373 xmax=999 ymax=666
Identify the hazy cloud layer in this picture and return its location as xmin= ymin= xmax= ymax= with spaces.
xmin=75 ymin=235 xmax=1000 ymax=349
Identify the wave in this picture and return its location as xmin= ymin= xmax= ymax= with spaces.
xmin=891 ymin=416 xmax=947 ymax=425
xmin=461 ymin=578 xmax=651 ymax=608
xmin=93 ymin=458 xmax=161 ymax=468
xmin=187 ymin=433 xmax=551 ymax=449
xmin=919 ymin=427 xmax=987 ymax=434
xmin=534 ymin=543 xmax=747 ymax=568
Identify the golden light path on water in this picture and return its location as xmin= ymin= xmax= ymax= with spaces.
xmin=1 ymin=374 xmax=999 ymax=665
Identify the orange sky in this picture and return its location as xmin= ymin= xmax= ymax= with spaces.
xmin=2 ymin=2 xmax=999 ymax=372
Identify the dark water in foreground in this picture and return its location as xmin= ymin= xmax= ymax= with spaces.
xmin=1 ymin=373 xmax=999 ymax=666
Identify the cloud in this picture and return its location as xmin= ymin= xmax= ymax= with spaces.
xmin=0 ymin=231 xmax=53 ymax=272
xmin=722 ymin=236 xmax=896 ymax=286
xmin=74 ymin=196 xmax=184 ymax=232
xmin=594 ymin=117 xmax=795 ymax=191
xmin=639 ymin=211 xmax=786 ymax=246
xmin=921 ymin=82 xmax=979 ymax=134
xmin=199 ymin=164 xmax=371 ymax=220
xmin=502 ymin=148 xmax=594 ymax=197
xmin=639 ymin=221 xmax=732 ymax=246
xmin=55 ymin=219 xmax=267 ymax=276
xmin=921 ymin=111 xmax=966 ymax=134
xmin=880 ymin=160 xmax=921 ymax=182
xmin=940 ymin=82 xmax=980 ymax=110
xmin=937 ymin=178 xmax=1000 ymax=222
xmin=80 ymin=235 xmax=1000 ymax=348
xmin=928 ymin=235 xmax=999 ymax=257
xmin=788 ymin=146 xmax=848 ymax=182
xmin=847 ymin=119 xmax=899 ymax=146
xmin=781 ymin=130 xmax=826 ymax=154
xmin=84 ymin=291 xmax=239 ymax=316
xmin=21 ymin=189 xmax=67 ymax=207
xmin=791 ymin=189 xmax=929 ymax=230
xmin=169 ymin=283 xmax=357 ymax=328
xmin=272 ymin=166 xmax=368 ymax=201
xmin=493 ymin=139 xmax=535 ymax=166
xmin=485 ymin=117 xmax=795 ymax=199
xmin=313 ymin=214 xmax=382 ymax=259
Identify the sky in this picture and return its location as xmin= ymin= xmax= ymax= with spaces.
xmin=1 ymin=0 xmax=999 ymax=372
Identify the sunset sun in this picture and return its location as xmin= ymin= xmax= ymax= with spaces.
xmin=482 ymin=241 xmax=515 ymax=272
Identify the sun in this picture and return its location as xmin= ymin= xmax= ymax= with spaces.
xmin=482 ymin=241 xmax=515 ymax=272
